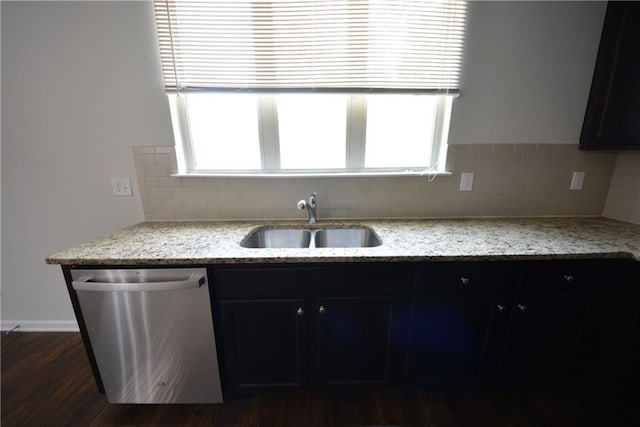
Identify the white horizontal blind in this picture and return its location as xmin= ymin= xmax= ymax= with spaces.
xmin=154 ymin=0 xmax=467 ymax=93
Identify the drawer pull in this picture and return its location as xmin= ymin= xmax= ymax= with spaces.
xmin=297 ymin=307 xmax=304 ymax=316
xmin=319 ymin=305 xmax=326 ymax=314
xmin=460 ymin=277 xmax=470 ymax=285
xmin=518 ymin=304 xmax=527 ymax=312
xmin=497 ymin=304 xmax=506 ymax=312
xmin=563 ymin=275 xmax=575 ymax=283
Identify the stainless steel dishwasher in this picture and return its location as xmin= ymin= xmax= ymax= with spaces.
xmin=70 ymin=268 xmax=223 ymax=404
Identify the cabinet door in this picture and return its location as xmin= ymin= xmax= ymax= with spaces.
xmin=500 ymin=295 xmax=590 ymax=383
xmin=316 ymin=297 xmax=405 ymax=386
xmin=219 ymin=299 xmax=307 ymax=394
xmin=407 ymin=297 xmax=507 ymax=385
xmin=580 ymin=2 xmax=640 ymax=149
xmin=608 ymin=261 xmax=640 ymax=389
xmin=615 ymin=297 xmax=640 ymax=388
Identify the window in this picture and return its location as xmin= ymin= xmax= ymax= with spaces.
xmin=155 ymin=1 xmax=467 ymax=176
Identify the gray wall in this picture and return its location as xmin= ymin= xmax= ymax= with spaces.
xmin=1 ymin=1 xmax=170 ymax=328
xmin=450 ymin=1 xmax=606 ymax=144
xmin=1 ymin=1 xmax=614 ymax=328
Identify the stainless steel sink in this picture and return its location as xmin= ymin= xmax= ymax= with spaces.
xmin=240 ymin=228 xmax=311 ymax=248
xmin=314 ymin=227 xmax=382 ymax=248
xmin=241 ymin=226 xmax=381 ymax=248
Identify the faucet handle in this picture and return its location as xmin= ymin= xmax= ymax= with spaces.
xmin=297 ymin=200 xmax=307 ymax=210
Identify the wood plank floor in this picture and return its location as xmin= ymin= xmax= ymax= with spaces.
xmin=1 ymin=332 xmax=637 ymax=426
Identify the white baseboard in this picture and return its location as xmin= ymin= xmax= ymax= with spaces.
xmin=1 ymin=320 xmax=79 ymax=332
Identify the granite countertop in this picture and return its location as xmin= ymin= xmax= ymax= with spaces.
xmin=46 ymin=217 xmax=640 ymax=266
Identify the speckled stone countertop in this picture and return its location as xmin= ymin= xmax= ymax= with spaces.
xmin=46 ymin=217 xmax=640 ymax=266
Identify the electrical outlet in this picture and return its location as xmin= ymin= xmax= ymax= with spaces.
xmin=570 ymin=172 xmax=585 ymax=191
xmin=111 ymin=177 xmax=133 ymax=197
xmin=460 ymin=172 xmax=474 ymax=191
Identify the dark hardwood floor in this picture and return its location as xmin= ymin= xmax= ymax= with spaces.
xmin=1 ymin=332 xmax=637 ymax=426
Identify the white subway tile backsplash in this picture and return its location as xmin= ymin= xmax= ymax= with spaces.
xmin=603 ymin=152 xmax=640 ymax=224
xmin=143 ymin=165 xmax=171 ymax=177
xmin=491 ymin=144 xmax=516 ymax=153
xmin=348 ymin=208 xmax=372 ymax=218
xmin=148 ymin=210 xmax=174 ymax=220
xmin=148 ymin=199 xmax=184 ymax=213
xmin=465 ymin=144 xmax=493 ymax=152
xmin=140 ymin=154 xmax=156 ymax=165
xmin=157 ymin=177 xmax=181 ymax=189
xmin=171 ymin=188 xmax=196 ymax=200
xmin=143 ymin=177 xmax=159 ymax=190
xmin=133 ymin=144 xmax=618 ymax=221
xmin=148 ymin=188 xmax=172 ymax=200
xmin=180 ymin=178 xmax=205 ymax=188
xmin=154 ymin=154 xmax=169 ymax=165
xmin=154 ymin=146 xmax=173 ymax=154
xmin=133 ymin=146 xmax=155 ymax=154
xmin=513 ymin=144 xmax=538 ymax=152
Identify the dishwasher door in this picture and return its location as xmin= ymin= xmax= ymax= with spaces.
xmin=71 ymin=268 xmax=222 ymax=404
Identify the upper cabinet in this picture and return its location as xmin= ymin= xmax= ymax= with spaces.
xmin=580 ymin=2 xmax=640 ymax=150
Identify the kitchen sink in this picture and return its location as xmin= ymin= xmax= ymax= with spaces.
xmin=240 ymin=226 xmax=381 ymax=248
xmin=314 ymin=227 xmax=382 ymax=248
xmin=240 ymin=228 xmax=311 ymax=248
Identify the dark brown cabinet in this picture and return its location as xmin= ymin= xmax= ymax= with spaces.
xmin=605 ymin=292 xmax=640 ymax=389
xmin=580 ymin=2 xmax=640 ymax=150
xmin=406 ymin=263 xmax=515 ymax=385
xmin=218 ymin=299 xmax=308 ymax=393
xmin=601 ymin=261 xmax=640 ymax=390
xmin=500 ymin=295 xmax=590 ymax=382
xmin=407 ymin=297 xmax=505 ymax=384
xmin=211 ymin=260 xmax=634 ymax=396
xmin=213 ymin=264 xmax=413 ymax=394
xmin=620 ymin=304 xmax=640 ymax=388
xmin=317 ymin=297 xmax=405 ymax=386
xmin=499 ymin=263 xmax=604 ymax=383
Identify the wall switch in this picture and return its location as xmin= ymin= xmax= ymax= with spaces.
xmin=460 ymin=172 xmax=474 ymax=191
xmin=111 ymin=177 xmax=133 ymax=196
xmin=570 ymin=171 xmax=585 ymax=191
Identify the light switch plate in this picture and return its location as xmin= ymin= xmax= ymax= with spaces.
xmin=111 ymin=177 xmax=133 ymax=196
xmin=460 ymin=172 xmax=474 ymax=191
xmin=570 ymin=172 xmax=585 ymax=191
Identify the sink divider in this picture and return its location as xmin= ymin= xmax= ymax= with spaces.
xmin=308 ymin=229 xmax=318 ymax=249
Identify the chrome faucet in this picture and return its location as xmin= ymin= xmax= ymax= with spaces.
xmin=297 ymin=192 xmax=318 ymax=224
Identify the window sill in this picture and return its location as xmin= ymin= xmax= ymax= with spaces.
xmin=172 ymin=170 xmax=453 ymax=179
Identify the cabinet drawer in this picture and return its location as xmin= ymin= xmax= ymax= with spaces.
xmin=214 ymin=264 xmax=414 ymax=299
xmin=519 ymin=262 xmax=607 ymax=295
xmin=415 ymin=263 xmax=515 ymax=297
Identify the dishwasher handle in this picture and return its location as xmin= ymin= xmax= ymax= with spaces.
xmin=72 ymin=273 xmax=205 ymax=292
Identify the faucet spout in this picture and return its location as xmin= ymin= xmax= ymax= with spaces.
xmin=307 ymin=192 xmax=317 ymax=224
xmin=297 ymin=192 xmax=318 ymax=224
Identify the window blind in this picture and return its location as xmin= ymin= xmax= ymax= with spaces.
xmin=153 ymin=0 xmax=467 ymax=93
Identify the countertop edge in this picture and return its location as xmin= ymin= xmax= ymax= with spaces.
xmin=46 ymin=251 xmax=639 ymax=266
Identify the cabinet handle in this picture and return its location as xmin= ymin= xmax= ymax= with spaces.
xmin=518 ymin=304 xmax=527 ymax=312
xmin=297 ymin=307 xmax=304 ymax=316
xmin=460 ymin=277 xmax=470 ymax=285
xmin=497 ymin=304 xmax=506 ymax=312
xmin=563 ymin=275 xmax=575 ymax=283
xmin=319 ymin=305 xmax=326 ymax=314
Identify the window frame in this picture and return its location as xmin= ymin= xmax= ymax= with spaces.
xmin=168 ymin=94 xmax=455 ymax=177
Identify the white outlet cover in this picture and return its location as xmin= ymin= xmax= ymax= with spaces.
xmin=460 ymin=172 xmax=474 ymax=191
xmin=570 ymin=172 xmax=585 ymax=191
xmin=111 ymin=177 xmax=133 ymax=196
